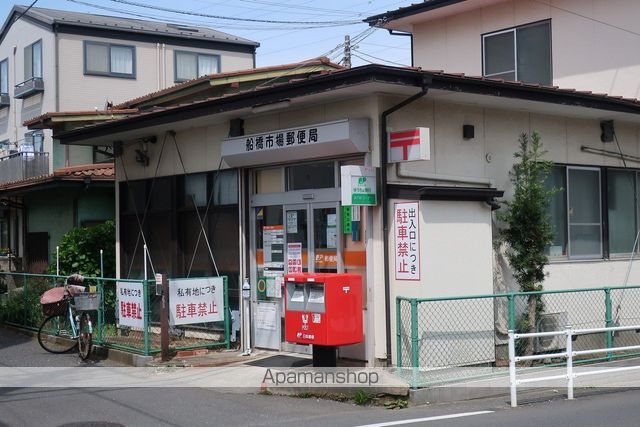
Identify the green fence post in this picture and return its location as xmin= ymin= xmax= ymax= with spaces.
xmin=22 ymin=274 xmax=28 ymax=328
xmin=410 ymin=298 xmax=419 ymax=388
xmin=97 ymin=279 xmax=104 ymax=343
xmin=507 ymin=294 xmax=516 ymax=331
xmin=605 ymin=288 xmax=613 ymax=361
xmin=396 ymin=298 xmax=402 ymax=369
xmin=143 ymin=280 xmax=150 ymax=356
xmin=224 ymin=276 xmax=230 ymax=349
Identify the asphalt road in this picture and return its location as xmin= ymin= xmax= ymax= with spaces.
xmin=2 ymin=328 xmax=640 ymax=427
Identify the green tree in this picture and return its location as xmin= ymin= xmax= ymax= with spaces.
xmin=499 ymin=132 xmax=556 ymax=355
xmin=51 ymin=220 xmax=115 ymax=278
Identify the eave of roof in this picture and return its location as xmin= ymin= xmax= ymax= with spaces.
xmin=24 ymin=109 xmax=139 ymax=129
xmin=0 ymin=163 xmax=114 ymax=193
xmin=55 ymin=65 xmax=640 ymax=145
xmin=364 ymin=0 xmax=467 ymax=25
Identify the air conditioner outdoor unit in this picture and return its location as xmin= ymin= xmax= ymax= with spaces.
xmin=535 ymin=312 xmax=569 ymax=353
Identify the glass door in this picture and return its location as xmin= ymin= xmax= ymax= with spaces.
xmin=312 ymin=203 xmax=340 ymax=273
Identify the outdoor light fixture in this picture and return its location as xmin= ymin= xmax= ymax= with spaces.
xmin=600 ymin=120 xmax=614 ymax=143
xmin=463 ymin=124 xmax=475 ymax=140
xmin=251 ymin=99 xmax=291 ymax=114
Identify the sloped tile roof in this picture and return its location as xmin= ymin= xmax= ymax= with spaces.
xmin=0 ymin=163 xmax=114 ymax=192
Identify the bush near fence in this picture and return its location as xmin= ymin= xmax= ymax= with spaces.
xmin=0 ymin=272 xmax=231 ymax=356
xmin=397 ymin=285 xmax=640 ymax=388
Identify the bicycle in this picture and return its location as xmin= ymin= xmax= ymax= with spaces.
xmin=37 ymin=276 xmax=100 ymax=360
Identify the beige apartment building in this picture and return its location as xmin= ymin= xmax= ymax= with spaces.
xmin=0 ymin=5 xmax=256 ymax=266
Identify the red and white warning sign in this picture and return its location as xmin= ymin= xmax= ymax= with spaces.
xmin=388 ymin=127 xmax=430 ymax=163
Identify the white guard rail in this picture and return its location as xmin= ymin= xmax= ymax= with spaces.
xmin=508 ymin=325 xmax=640 ymax=407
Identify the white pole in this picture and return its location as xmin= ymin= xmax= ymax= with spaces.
xmin=143 ymin=244 xmax=148 ymax=281
xmin=100 ymin=249 xmax=104 ymax=277
xmin=56 ymin=246 xmax=59 ymax=276
xmin=566 ymin=327 xmax=574 ymax=400
xmin=508 ymin=330 xmax=517 ymax=407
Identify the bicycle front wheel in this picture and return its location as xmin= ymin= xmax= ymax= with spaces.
xmin=38 ymin=314 xmax=77 ymax=354
xmin=78 ymin=312 xmax=93 ymax=361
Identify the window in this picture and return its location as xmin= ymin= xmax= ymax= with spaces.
xmin=24 ymin=131 xmax=44 ymax=152
xmin=286 ymin=161 xmax=335 ymax=191
xmin=483 ymin=21 xmax=551 ymax=84
xmin=24 ymin=40 xmax=42 ymax=80
xmin=84 ymin=41 xmax=135 ymax=78
xmin=174 ymin=51 xmax=220 ymax=82
xmin=547 ymin=165 xmax=606 ymax=259
xmin=608 ymin=170 xmax=639 ymax=255
xmin=0 ymin=58 xmax=8 ymax=94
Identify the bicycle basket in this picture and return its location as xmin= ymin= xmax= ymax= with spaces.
xmin=74 ymin=292 xmax=101 ymax=311
xmin=42 ymin=300 xmax=68 ymax=317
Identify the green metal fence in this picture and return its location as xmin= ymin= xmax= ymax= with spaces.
xmin=397 ymin=285 xmax=640 ymax=388
xmin=0 ymin=272 xmax=231 ymax=356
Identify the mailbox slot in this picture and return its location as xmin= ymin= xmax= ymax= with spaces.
xmin=286 ymin=282 xmax=306 ymax=312
xmin=306 ymin=283 xmax=325 ymax=313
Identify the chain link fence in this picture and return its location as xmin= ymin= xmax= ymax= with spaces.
xmin=397 ymin=285 xmax=640 ymax=388
xmin=0 ymin=272 xmax=230 ymax=356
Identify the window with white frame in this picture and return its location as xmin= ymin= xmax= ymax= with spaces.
xmin=24 ymin=40 xmax=42 ymax=81
xmin=483 ymin=21 xmax=551 ymax=84
xmin=0 ymin=58 xmax=8 ymax=94
xmin=174 ymin=51 xmax=220 ymax=82
xmin=84 ymin=41 xmax=135 ymax=78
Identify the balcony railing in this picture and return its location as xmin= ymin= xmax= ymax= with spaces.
xmin=0 ymin=151 xmax=49 ymax=184
xmin=14 ymin=77 xmax=44 ymax=99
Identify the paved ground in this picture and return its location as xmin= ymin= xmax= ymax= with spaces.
xmin=2 ymin=328 xmax=640 ymax=426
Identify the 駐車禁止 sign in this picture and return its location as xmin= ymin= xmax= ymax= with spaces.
xmin=116 ymin=281 xmax=144 ymax=328
xmin=169 ymin=277 xmax=224 ymax=325
xmin=394 ymin=202 xmax=420 ymax=281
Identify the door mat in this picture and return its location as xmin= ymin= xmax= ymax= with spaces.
xmin=245 ymin=355 xmax=312 ymax=368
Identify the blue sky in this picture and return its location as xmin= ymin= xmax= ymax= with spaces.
xmin=2 ymin=0 xmax=415 ymax=68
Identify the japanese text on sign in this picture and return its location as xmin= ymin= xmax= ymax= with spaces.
xmin=394 ymin=202 xmax=420 ymax=281
xmin=244 ymin=128 xmax=318 ymax=153
xmin=116 ymin=281 xmax=145 ymax=328
xmin=169 ymin=277 xmax=224 ymax=326
xmin=287 ymin=242 xmax=303 ymax=274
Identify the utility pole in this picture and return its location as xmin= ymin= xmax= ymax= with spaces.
xmin=343 ymin=35 xmax=351 ymax=68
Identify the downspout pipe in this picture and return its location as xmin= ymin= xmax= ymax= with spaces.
xmin=380 ymin=74 xmax=432 ymax=366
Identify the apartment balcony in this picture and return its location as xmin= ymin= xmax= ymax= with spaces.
xmin=0 ymin=93 xmax=9 ymax=107
xmin=14 ymin=77 xmax=44 ymax=99
xmin=0 ymin=152 xmax=49 ymax=184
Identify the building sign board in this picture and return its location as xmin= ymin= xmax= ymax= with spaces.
xmin=394 ymin=201 xmax=420 ymax=281
xmin=341 ymin=165 xmax=377 ymax=206
xmin=116 ymin=281 xmax=144 ymax=328
xmin=169 ymin=277 xmax=224 ymax=325
xmin=222 ymin=119 xmax=369 ymax=167
xmin=388 ymin=127 xmax=430 ymax=163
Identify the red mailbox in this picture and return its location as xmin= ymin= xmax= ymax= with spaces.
xmin=284 ymin=273 xmax=363 ymax=346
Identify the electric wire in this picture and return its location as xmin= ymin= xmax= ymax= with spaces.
xmin=104 ymin=0 xmax=362 ymax=25
xmin=170 ymin=132 xmax=220 ymax=277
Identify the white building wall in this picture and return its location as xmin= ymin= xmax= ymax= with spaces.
xmin=57 ymin=33 xmax=254 ymax=111
xmin=410 ymin=0 xmax=640 ymax=99
xmin=0 ymin=19 xmax=55 ymax=166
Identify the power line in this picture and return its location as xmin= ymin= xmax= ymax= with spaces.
xmin=533 ymin=0 xmax=640 ymax=38
xmin=14 ymin=0 xmax=39 ymax=22
xmin=238 ymin=0 xmax=360 ymax=16
xmin=66 ymin=0 xmax=359 ymax=30
xmin=352 ymin=48 xmax=408 ymax=67
xmin=104 ymin=0 xmax=362 ymax=25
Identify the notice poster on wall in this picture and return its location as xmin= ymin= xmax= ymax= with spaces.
xmin=394 ymin=201 xmax=420 ymax=281
xmin=116 ymin=281 xmax=145 ymax=328
xmin=287 ymin=242 xmax=303 ymax=273
xmin=263 ymin=225 xmax=284 ymax=277
xmin=169 ymin=277 xmax=224 ymax=325
xmin=326 ymin=213 xmax=337 ymax=248
xmin=255 ymin=302 xmax=277 ymax=331
xmin=286 ymin=211 xmax=298 ymax=234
